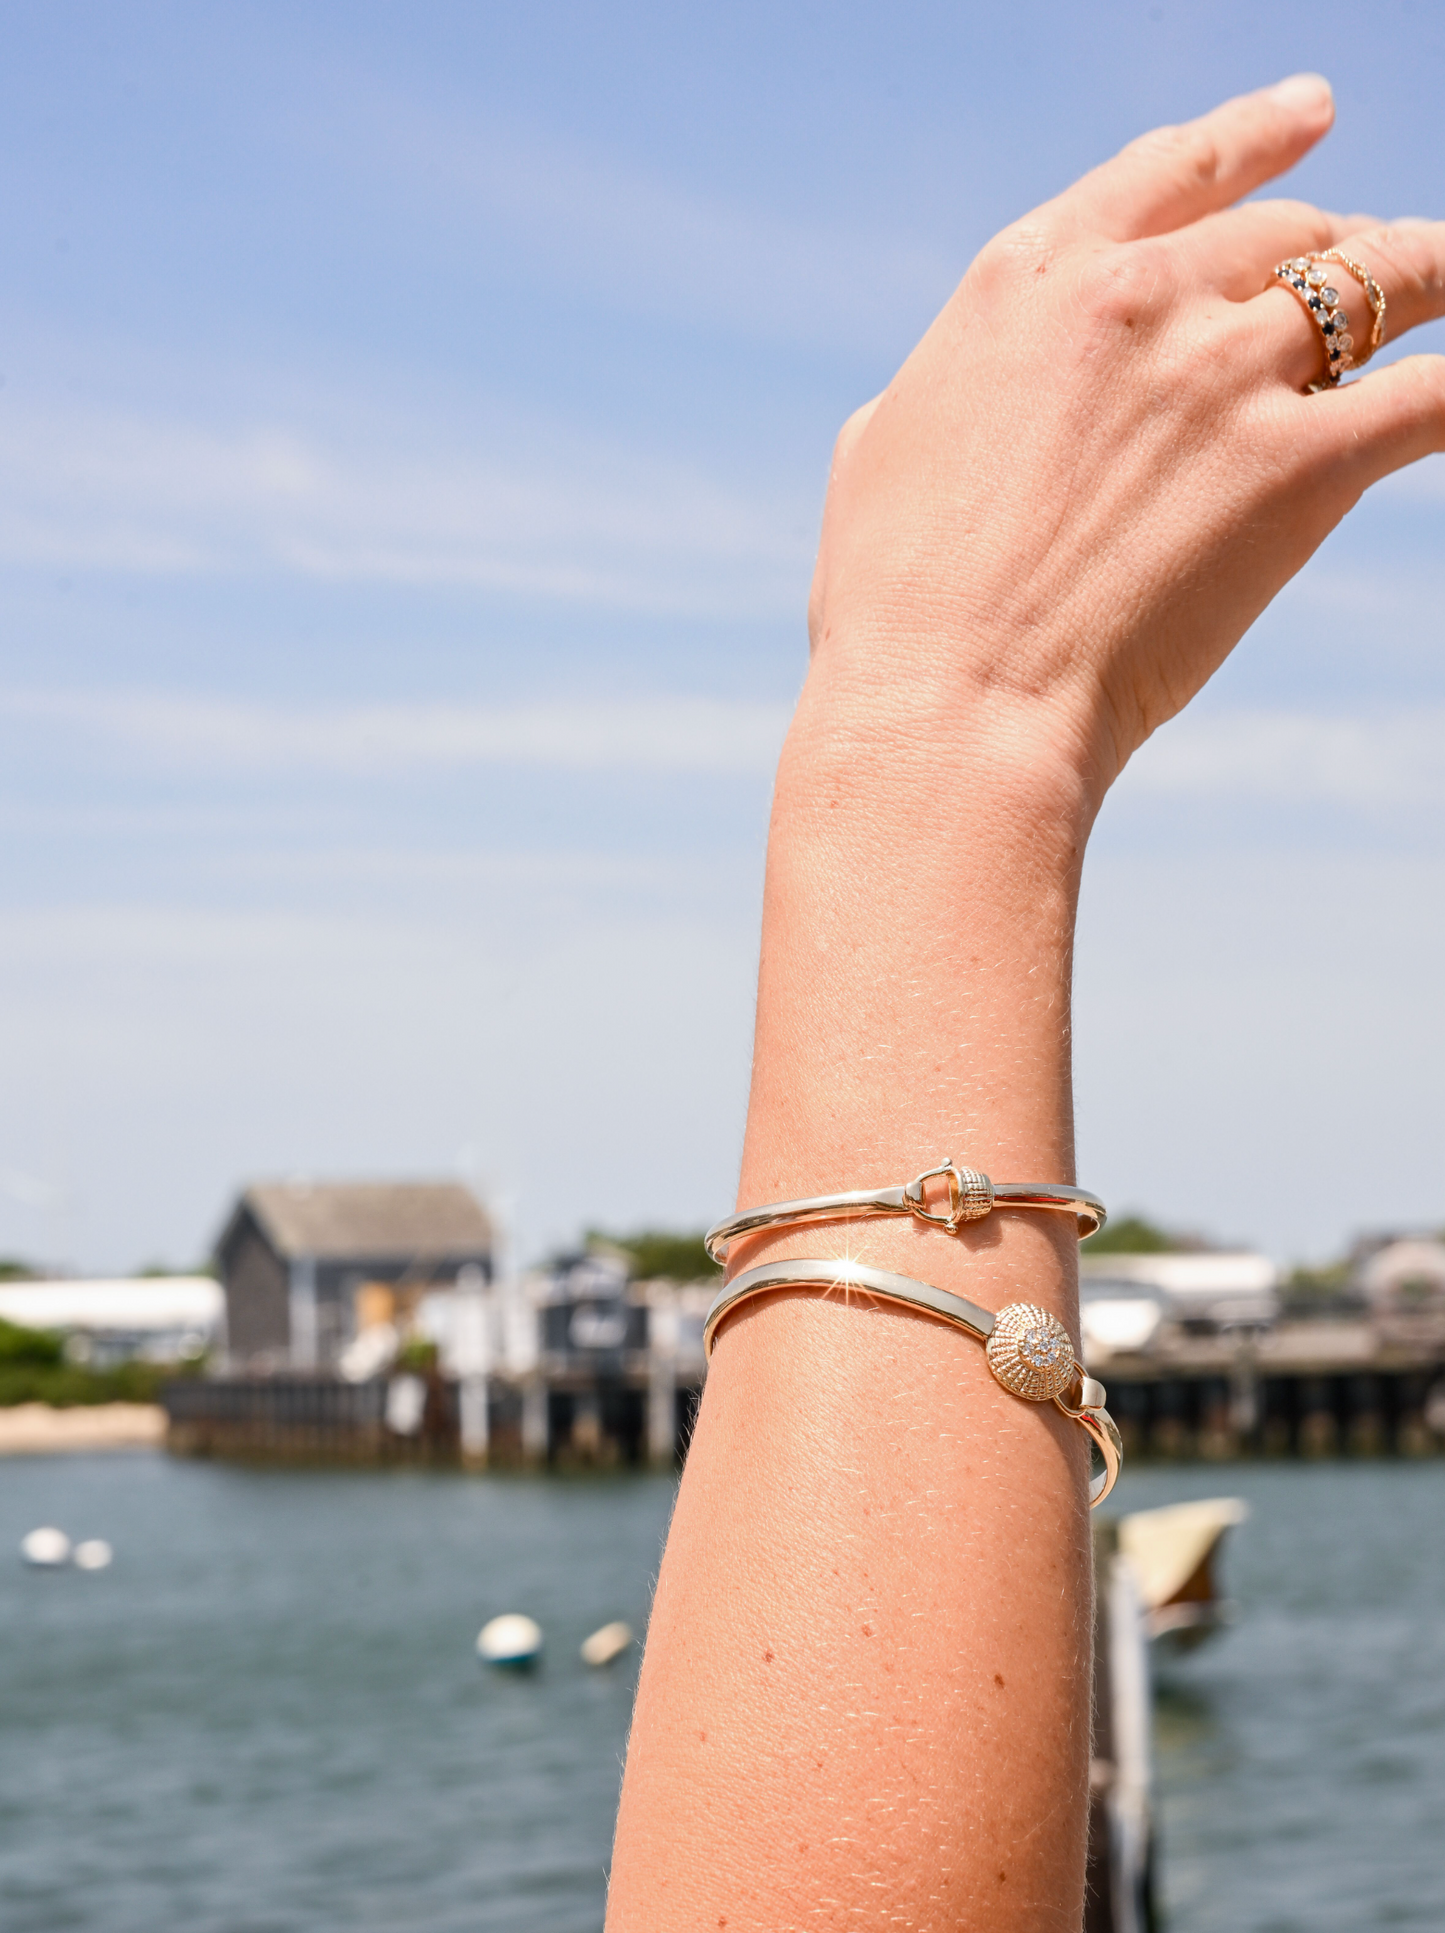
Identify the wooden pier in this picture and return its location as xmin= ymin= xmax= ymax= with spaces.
xmin=163 ymin=1316 xmax=1445 ymax=1468
xmin=1093 ymin=1318 xmax=1445 ymax=1461
xmin=162 ymin=1368 xmax=704 ymax=1467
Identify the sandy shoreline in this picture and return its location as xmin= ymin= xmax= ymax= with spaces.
xmin=0 ymin=1403 xmax=167 ymax=1455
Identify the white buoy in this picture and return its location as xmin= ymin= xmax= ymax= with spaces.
xmin=477 ymin=1613 xmax=543 ymax=1669
xmin=21 ymin=1527 xmax=71 ymax=1568
xmin=72 ymin=1540 xmax=114 ymax=1571
xmin=580 ymin=1620 xmax=634 ymax=1667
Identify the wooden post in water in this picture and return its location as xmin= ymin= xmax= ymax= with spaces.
xmin=1085 ymin=1518 xmax=1158 ymax=1933
xmin=521 ymin=1375 xmax=548 ymax=1466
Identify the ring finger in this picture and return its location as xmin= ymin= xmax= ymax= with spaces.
xmin=1252 ymin=218 xmax=1445 ymax=391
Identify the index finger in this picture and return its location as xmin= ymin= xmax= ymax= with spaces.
xmin=1044 ymin=76 xmax=1336 ymax=245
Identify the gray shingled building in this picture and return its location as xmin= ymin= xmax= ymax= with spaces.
xmin=216 ymin=1180 xmax=493 ymax=1371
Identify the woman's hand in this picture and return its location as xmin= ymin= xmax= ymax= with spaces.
xmin=809 ymin=74 xmax=1445 ymax=807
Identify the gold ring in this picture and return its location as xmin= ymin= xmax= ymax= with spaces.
xmin=1271 ymin=257 xmax=1357 ymax=390
xmin=1318 ymin=248 xmax=1386 ymax=364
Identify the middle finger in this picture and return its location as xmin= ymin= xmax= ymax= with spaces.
xmin=1176 ymin=198 xmax=1368 ymax=298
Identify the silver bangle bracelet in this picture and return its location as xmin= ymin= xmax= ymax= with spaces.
xmin=703 ymin=1256 xmax=1123 ymax=1507
xmin=704 ymin=1157 xmax=1106 ymax=1266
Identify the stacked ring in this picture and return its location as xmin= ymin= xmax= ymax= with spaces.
xmin=1319 ymin=248 xmax=1387 ymax=364
xmin=1273 ymin=256 xmax=1357 ymax=387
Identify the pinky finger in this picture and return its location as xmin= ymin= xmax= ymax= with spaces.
xmin=1330 ymin=354 xmax=1445 ymax=484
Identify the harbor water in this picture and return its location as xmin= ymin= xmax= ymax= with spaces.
xmin=2 ymin=1453 xmax=1442 ymax=1931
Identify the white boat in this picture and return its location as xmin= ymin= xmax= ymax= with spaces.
xmin=1119 ymin=1497 xmax=1249 ymax=1653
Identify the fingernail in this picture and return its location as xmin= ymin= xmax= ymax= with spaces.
xmin=1268 ymin=73 xmax=1334 ymax=113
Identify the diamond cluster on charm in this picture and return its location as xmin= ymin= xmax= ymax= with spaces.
xmin=986 ymin=1303 xmax=1077 ymax=1402
xmin=1021 ymin=1322 xmax=1064 ymax=1370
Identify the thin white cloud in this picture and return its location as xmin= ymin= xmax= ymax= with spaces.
xmin=308 ymin=83 xmax=957 ymax=357
xmin=12 ymin=684 xmax=1445 ymax=807
xmin=0 ymin=393 xmax=815 ymax=613
xmin=1122 ymin=706 xmax=1445 ymax=809
xmin=0 ymin=688 xmax=795 ymax=778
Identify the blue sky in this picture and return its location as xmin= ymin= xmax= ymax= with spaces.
xmin=2 ymin=0 xmax=1443 ymax=1271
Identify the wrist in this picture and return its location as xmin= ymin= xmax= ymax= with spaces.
xmin=739 ymin=664 xmax=1089 ymax=1222
xmin=778 ymin=652 xmax=1101 ymax=885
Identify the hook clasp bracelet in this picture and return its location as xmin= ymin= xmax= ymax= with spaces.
xmin=704 ymin=1158 xmax=1105 ymax=1266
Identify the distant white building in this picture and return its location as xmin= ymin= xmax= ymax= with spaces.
xmin=408 ymin=1266 xmax=539 ymax=1382
xmin=0 ymin=1277 xmax=223 ymax=1364
xmin=1079 ymin=1250 xmax=1279 ymax=1357
xmin=1077 ymin=1282 xmax=1168 ymax=1359
xmin=1358 ymin=1240 xmax=1445 ymax=1335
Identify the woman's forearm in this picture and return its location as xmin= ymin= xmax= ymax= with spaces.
xmin=604 ymin=73 xmax=1445 ymax=1933
xmin=606 ymin=672 xmax=1098 ymax=1931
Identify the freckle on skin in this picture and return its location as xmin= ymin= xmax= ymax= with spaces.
xmin=998 ymin=1872 xmax=1007 ymax=1884
xmin=764 ymin=1649 xmax=775 ymax=1664
xmin=698 ymin=1730 xmax=707 ymax=1743
xmin=994 ymin=1673 xmax=1005 ymax=1688
xmin=861 ymin=1624 xmax=873 ymax=1637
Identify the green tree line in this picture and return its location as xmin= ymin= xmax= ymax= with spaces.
xmin=0 ymin=1317 xmax=194 ymax=1408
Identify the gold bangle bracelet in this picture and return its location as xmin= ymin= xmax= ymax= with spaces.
xmin=704 ymin=1157 xmax=1105 ymax=1266
xmin=703 ymin=1256 xmax=1123 ymax=1507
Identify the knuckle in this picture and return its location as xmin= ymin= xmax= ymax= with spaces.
xmin=969 ymin=221 xmax=1057 ymax=297
xmin=1357 ymin=225 xmax=1444 ymax=301
xmin=1256 ymin=196 xmax=1318 ymax=223
xmin=830 ymin=410 xmax=863 ymax=467
xmin=829 ymin=394 xmax=882 ymax=475
xmin=1267 ymin=198 xmax=1334 ymax=247
xmin=806 ymin=576 xmax=826 ymax=650
xmin=1129 ymin=121 xmax=1222 ymax=192
xmin=1071 ymin=242 xmax=1175 ymax=327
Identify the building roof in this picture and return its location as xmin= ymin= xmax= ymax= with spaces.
xmin=232 ymin=1181 xmax=492 ymax=1263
